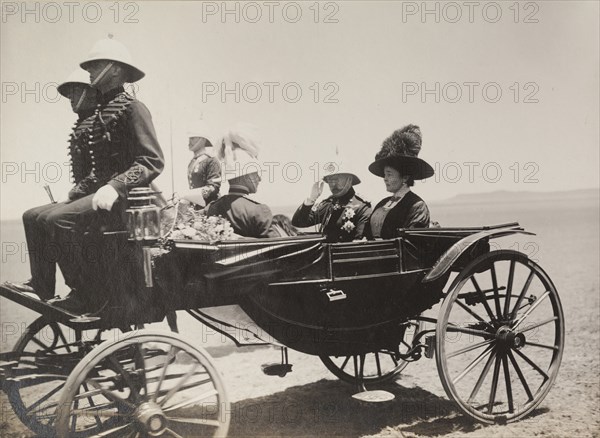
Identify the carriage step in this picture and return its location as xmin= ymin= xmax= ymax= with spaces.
xmin=261 ymin=363 xmax=293 ymax=377
xmin=352 ymin=390 xmax=395 ymax=403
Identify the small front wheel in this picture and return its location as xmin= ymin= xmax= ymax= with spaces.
xmin=320 ymin=320 xmax=424 ymax=384
xmin=55 ymin=330 xmax=230 ymax=437
xmin=436 ymin=250 xmax=564 ymax=424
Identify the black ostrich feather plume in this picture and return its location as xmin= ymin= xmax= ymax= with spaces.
xmin=376 ymin=124 xmax=422 ymax=160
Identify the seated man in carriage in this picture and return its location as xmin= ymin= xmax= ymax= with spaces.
xmin=205 ymin=125 xmax=279 ymax=239
xmin=292 ymin=167 xmax=371 ymax=242
xmin=9 ymin=69 xmax=100 ymax=299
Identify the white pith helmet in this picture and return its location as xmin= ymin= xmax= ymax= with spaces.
xmin=80 ymin=34 xmax=145 ymax=83
xmin=320 ymin=148 xmax=361 ymax=185
xmin=187 ymin=120 xmax=216 ymax=147
xmin=218 ymin=123 xmax=262 ymax=181
xmin=57 ymin=68 xmax=93 ymax=98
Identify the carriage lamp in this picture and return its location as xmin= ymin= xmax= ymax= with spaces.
xmin=125 ymin=187 xmax=162 ymax=287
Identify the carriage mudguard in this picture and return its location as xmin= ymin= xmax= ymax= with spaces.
xmin=422 ymin=227 xmax=535 ymax=283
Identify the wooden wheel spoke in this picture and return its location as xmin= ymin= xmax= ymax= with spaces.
xmin=510 ymin=269 xmax=535 ymax=319
xmin=86 ymin=378 xmax=136 ymax=410
xmin=445 ymin=326 xmax=490 ymax=338
xmin=88 ymin=423 xmax=133 ymax=437
xmin=503 ymin=260 xmax=516 ymax=318
xmin=519 ymin=316 xmax=558 ymax=334
xmin=56 ymin=327 xmax=72 ymax=353
xmin=486 ymin=355 xmax=502 ymax=414
xmin=108 ymin=355 xmax=140 ymax=403
xmin=164 ymin=427 xmax=185 ymax=438
xmin=25 ymin=381 xmax=64 ymax=414
xmin=502 ymin=355 xmax=514 ymax=413
xmin=447 ymin=340 xmax=494 ymax=359
xmin=70 ymin=397 xmax=79 ymax=433
xmin=168 ymin=416 xmax=222 ymax=427
xmin=163 ymin=388 xmax=218 ymax=412
xmin=513 ymin=348 xmax=549 ymax=381
xmin=159 ymin=363 xmax=200 ymax=407
xmin=83 ymin=382 xmax=104 ymax=428
xmin=153 ymin=346 xmax=178 ymax=403
xmin=453 ymin=344 xmax=494 ymax=385
xmin=31 ymin=336 xmax=53 ymax=352
xmin=465 ymin=348 xmax=496 ymax=404
xmin=507 ymin=350 xmax=534 ymax=402
xmin=339 ymin=356 xmax=351 ymax=372
xmin=512 ymin=291 xmax=550 ymax=330
xmin=134 ymin=343 xmax=148 ymax=397
xmin=70 ymin=406 xmax=126 ymax=418
xmin=455 ymin=299 xmax=492 ymax=326
xmin=490 ymin=263 xmax=503 ymax=319
xmin=375 ymin=352 xmax=382 ymax=377
xmin=526 ymin=341 xmax=559 ymax=351
xmin=471 ymin=276 xmax=496 ymax=322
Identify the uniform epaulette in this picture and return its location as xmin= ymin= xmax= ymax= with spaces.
xmin=354 ymin=194 xmax=371 ymax=207
xmin=241 ymin=196 xmax=261 ymax=205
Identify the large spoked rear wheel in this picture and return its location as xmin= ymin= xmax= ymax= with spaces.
xmin=55 ymin=330 xmax=230 ymax=438
xmin=320 ymin=320 xmax=424 ymax=384
xmin=4 ymin=317 xmax=102 ymax=437
xmin=436 ymin=250 xmax=564 ymax=424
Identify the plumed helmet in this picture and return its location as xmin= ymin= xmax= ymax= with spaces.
xmin=217 ymin=123 xmax=262 ymax=181
xmin=187 ymin=119 xmax=216 ymax=147
xmin=57 ymin=68 xmax=93 ymax=98
xmin=368 ymin=124 xmax=434 ymax=180
xmin=80 ymin=34 xmax=145 ymax=83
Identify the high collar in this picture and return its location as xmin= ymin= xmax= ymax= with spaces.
xmin=332 ymin=187 xmax=355 ymax=204
xmin=392 ymin=186 xmax=411 ymax=199
xmin=228 ymin=185 xmax=250 ymax=196
xmin=77 ymin=108 xmax=95 ymax=120
xmin=98 ymin=86 xmax=125 ymax=105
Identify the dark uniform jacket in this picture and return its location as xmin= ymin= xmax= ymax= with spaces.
xmin=365 ymin=191 xmax=430 ymax=239
xmin=206 ymin=187 xmax=278 ymax=238
xmin=68 ymin=86 xmax=164 ymax=200
xmin=292 ymin=188 xmax=372 ymax=242
xmin=188 ymin=153 xmax=221 ymax=204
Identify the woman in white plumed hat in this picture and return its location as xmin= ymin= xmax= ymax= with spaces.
xmin=292 ymin=153 xmax=372 ymax=242
xmin=205 ymin=123 xmax=278 ymax=238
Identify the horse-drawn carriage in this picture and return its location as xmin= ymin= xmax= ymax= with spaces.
xmin=0 ymin=193 xmax=564 ymax=437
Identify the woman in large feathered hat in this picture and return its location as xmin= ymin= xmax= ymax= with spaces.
xmin=366 ymin=124 xmax=433 ymax=239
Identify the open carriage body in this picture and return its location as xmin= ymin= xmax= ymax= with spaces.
xmin=0 ymin=222 xmax=564 ymax=437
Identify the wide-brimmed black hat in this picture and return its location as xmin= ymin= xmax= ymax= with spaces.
xmin=368 ymin=124 xmax=434 ymax=180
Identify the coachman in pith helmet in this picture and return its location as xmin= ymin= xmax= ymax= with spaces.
xmin=46 ymin=34 xmax=165 ymax=314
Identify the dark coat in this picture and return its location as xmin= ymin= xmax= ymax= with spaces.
xmin=68 ymin=86 xmax=164 ymax=200
xmin=206 ymin=188 xmax=278 ymax=238
xmin=187 ymin=153 xmax=221 ymax=203
xmin=292 ymin=188 xmax=372 ymax=242
xmin=366 ymin=191 xmax=430 ymax=239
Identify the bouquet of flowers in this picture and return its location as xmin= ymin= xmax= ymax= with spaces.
xmin=161 ymin=202 xmax=236 ymax=243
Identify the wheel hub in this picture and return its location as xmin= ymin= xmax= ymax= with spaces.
xmin=136 ymin=401 xmax=166 ymax=436
xmin=495 ymin=326 xmax=526 ymax=352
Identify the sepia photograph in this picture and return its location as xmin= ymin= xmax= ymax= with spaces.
xmin=0 ymin=1 xmax=598 ymax=437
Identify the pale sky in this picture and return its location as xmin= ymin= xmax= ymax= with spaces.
xmin=1 ymin=1 xmax=598 ymax=219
